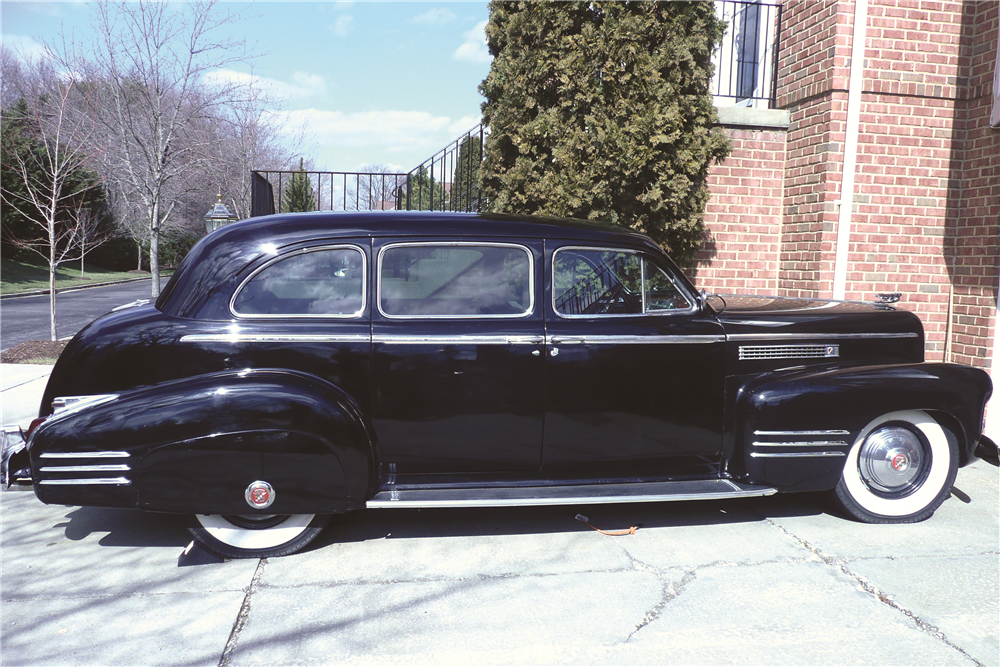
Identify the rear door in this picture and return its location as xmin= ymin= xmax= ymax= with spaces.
xmin=370 ymin=238 xmax=546 ymax=473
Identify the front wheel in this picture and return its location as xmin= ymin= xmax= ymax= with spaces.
xmin=833 ymin=410 xmax=957 ymax=523
xmin=189 ymin=513 xmax=330 ymax=559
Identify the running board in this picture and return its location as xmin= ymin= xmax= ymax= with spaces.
xmin=366 ymin=479 xmax=776 ymax=509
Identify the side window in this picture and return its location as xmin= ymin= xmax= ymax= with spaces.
xmin=232 ymin=246 xmax=365 ymax=317
xmin=379 ymin=243 xmax=532 ymax=318
xmin=553 ymin=249 xmax=642 ymax=316
xmin=644 ymin=259 xmax=692 ymax=311
xmin=553 ymin=248 xmax=692 ymax=316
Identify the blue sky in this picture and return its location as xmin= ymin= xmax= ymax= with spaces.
xmin=1 ymin=1 xmax=492 ymax=172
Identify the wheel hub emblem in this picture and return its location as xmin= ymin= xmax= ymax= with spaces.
xmin=245 ymin=481 xmax=275 ymax=509
xmin=890 ymin=453 xmax=909 ymax=472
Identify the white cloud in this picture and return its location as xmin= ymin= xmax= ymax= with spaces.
xmin=203 ymin=69 xmax=327 ymax=100
xmin=2 ymin=34 xmax=49 ymax=64
xmin=448 ymin=115 xmax=482 ymax=136
xmin=454 ymin=20 xmax=490 ymax=64
xmin=330 ymin=15 xmax=354 ymax=37
xmin=410 ymin=8 xmax=457 ymax=25
xmin=270 ymin=108 xmax=463 ymax=154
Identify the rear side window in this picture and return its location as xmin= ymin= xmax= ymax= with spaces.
xmin=231 ymin=246 xmax=365 ymax=318
xmin=553 ymin=247 xmax=691 ymax=317
xmin=379 ymin=243 xmax=532 ymax=318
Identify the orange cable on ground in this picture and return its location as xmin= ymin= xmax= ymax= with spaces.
xmin=575 ymin=513 xmax=641 ymax=536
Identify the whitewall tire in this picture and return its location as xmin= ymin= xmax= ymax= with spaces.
xmin=834 ymin=410 xmax=957 ymax=523
xmin=189 ymin=513 xmax=329 ymax=559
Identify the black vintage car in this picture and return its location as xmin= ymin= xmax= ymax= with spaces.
xmin=2 ymin=212 xmax=993 ymax=558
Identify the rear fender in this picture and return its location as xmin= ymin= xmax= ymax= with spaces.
xmin=732 ymin=363 xmax=992 ymax=491
xmin=28 ymin=369 xmax=374 ymax=514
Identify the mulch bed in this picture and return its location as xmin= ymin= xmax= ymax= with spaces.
xmin=0 ymin=340 xmax=67 ymax=364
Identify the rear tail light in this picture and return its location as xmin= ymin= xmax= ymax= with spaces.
xmin=25 ymin=417 xmax=47 ymax=439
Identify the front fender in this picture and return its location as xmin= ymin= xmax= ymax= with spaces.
xmin=732 ymin=363 xmax=992 ymax=491
xmin=29 ymin=369 xmax=374 ymax=514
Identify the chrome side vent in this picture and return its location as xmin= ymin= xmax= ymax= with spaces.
xmin=739 ymin=344 xmax=839 ymax=361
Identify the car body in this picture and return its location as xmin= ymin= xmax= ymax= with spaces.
xmin=2 ymin=211 xmax=993 ymax=557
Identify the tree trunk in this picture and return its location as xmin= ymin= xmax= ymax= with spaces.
xmin=49 ymin=243 xmax=57 ymax=343
xmin=137 ymin=240 xmax=142 ymax=271
xmin=150 ymin=201 xmax=160 ymax=297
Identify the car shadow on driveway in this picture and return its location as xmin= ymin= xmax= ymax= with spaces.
xmin=41 ymin=491 xmax=832 ymax=556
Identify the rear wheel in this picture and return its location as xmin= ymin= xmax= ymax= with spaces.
xmin=189 ymin=513 xmax=329 ymax=559
xmin=834 ymin=410 xmax=957 ymax=523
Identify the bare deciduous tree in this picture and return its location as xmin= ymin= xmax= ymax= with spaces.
xmin=357 ymin=165 xmax=406 ymax=211
xmin=0 ymin=52 xmax=112 ymax=340
xmin=91 ymin=0 xmax=250 ymax=296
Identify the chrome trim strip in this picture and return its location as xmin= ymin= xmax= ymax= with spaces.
xmin=728 ymin=332 xmax=918 ymax=341
xmin=754 ymin=430 xmax=851 ymax=436
xmin=546 ymin=334 xmax=725 ymax=345
xmin=551 ymin=245 xmax=697 ymax=319
xmin=749 ymin=452 xmax=846 ymax=459
xmin=39 ymin=477 xmax=131 ymax=486
xmin=367 ymin=487 xmax=777 ymax=509
xmin=230 ymin=244 xmax=367 ymax=320
xmin=39 ymin=451 xmax=131 ymax=459
xmin=751 ymin=441 xmax=849 ymax=448
xmin=180 ymin=333 xmax=370 ymax=344
xmin=373 ymin=335 xmax=544 ymax=345
xmin=40 ymin=464 xmax=131 ymax=473
xmin=376 ymin=241 xmax=535 ymax=320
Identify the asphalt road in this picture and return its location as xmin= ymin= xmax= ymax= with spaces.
xmin=0 ymin=280 xmax=156 ymax=351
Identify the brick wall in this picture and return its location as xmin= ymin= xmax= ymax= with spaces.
xmin=695 ymin=128 xmax=785 ymax=293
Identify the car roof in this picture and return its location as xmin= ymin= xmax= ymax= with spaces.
xmin=208 ymin=211 xmax=657 ymax=246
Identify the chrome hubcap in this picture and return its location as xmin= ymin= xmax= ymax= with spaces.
xmin=858 ymin=426 xmax=926 ymax=494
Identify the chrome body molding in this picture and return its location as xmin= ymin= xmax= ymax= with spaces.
xmin=547 ymin=334 xmax=725 ymax=345
xmin=754 ymin=430 xmax=851 ymax=436
xmin=751 ymin=441 xmax=849 ymax=448
xmin=367 ymin=484 xmax=777 ymax=509
xmin=728 ymin=332 xmax=918 ymax=341
xmin=39 ymin=464 xmax=131 ymax=473
xmin=180 ymin=333 xmax=370 ymax=344
xmin=749 ymin=451 xmax=846 ymax=459
xmin=739 ymin=344 xmax=839 ymax=360
xmin=39 ymin=451 xmax=131 ymax=459
xmin=39 ymin=477 xmax=131 ymax=486
xmin=373 ymin=334 xmax=544 ymax=346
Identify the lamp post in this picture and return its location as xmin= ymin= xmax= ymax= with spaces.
xmin=204 ymin=188 xmax=238 ymax=234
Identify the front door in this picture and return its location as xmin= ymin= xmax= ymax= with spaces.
xmin=371 ymin=239 xmax=546 ymax=473
xmin=542 ymin=244 xmax=727 ymax=477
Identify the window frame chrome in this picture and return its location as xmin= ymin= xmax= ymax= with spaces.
xmin=551 ymin=246 xmax=696 ymax=319
xmin=229 ymin=244 xmax=368 ymax=320
xmin=376 ymin=241 xmax=535 ymax=320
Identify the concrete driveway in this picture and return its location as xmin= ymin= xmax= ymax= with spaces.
xmin=1 ymin=366 xmax=997 ymax=666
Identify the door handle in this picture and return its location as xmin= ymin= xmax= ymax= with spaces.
xmin=549 ymin=336 xmax=584 ymax=345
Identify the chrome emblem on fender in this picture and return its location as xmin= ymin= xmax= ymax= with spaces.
xmin=245 ymin=480 xmax=275 ymax=509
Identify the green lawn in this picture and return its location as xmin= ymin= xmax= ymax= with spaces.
xmin=0 ymin=256 xmax=149 ymax=295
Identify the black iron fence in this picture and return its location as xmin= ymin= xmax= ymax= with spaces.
xmin=395 ymin=124 xmax=486 ymax=213
xmin=250 ymin=126 xmax=487 ymax=217
xmin=250 ymin=169 xmax=409 ymax=216
xmin=712 ymin=0 xmax=783 ymax=109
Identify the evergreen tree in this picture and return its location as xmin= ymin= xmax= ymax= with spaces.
xmin=451 ymin=134 xmax=483 ymax=212
xmin=283 ymin=158 xmax=316 ymax=212
xmin=479 ymin=1 xmax=730 ymax=266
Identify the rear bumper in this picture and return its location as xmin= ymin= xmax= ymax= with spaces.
xmin=2 ymin=425 xmax=32 ymax=488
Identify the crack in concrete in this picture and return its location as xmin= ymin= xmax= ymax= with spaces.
xmin=764 ymin=519 xmax=986 ymax=667
xmin=219 ymin=557 xmax=267 ymax=667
